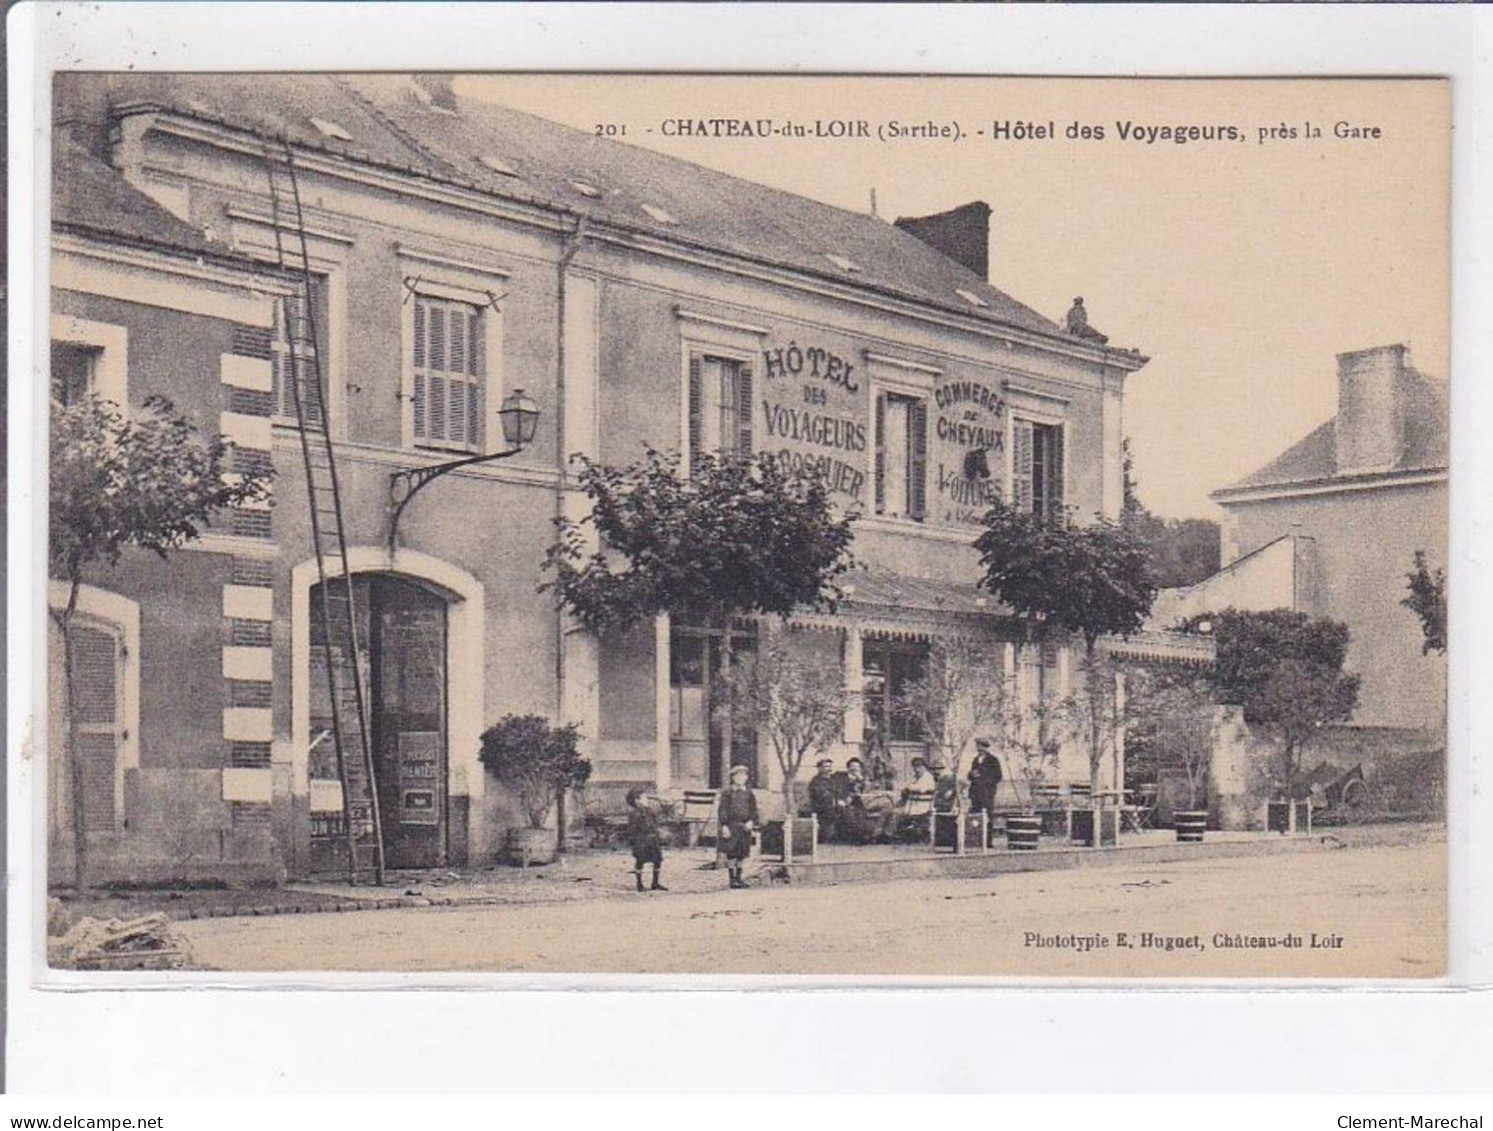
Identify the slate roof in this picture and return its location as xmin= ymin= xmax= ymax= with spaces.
xmin=54 ymin=73 xmax=1121 ymax=349
xmin=52 ymin=134 xmax=229 ymax=259
xmin=1215 ymin=366 xmax=1448 ymax=495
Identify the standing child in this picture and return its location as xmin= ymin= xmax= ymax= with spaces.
xmin=625 ymin=787 xmax=666 ymax=893
xmin=718 ymin=765 xmax=759 ymax=890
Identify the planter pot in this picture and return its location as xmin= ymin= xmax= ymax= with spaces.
xmin=1174 ymin=810 xmax=1208 ymax=843
xmin=1037 ymin=808 xmax=1070 ymax=838
xmin=760 ymin=816 xmax=817 ymax=862
xmin=1071 ymin=807 xmax=1120 ymax=848
xmin=1006 ymin=814 xmax=1041 ymax=852
xmin=1266 ymin=799 xmax=1313 ymax=836
xmin=504 ymin=827 xmax=556 ymax=867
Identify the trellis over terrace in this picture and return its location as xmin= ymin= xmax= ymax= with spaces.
xmin=625 ymin=565 xmax=1216 ymax=809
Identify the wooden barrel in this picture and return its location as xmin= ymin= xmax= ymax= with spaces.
xmin=1174 ymin=810 xmax=1208 ymax=843
xmin=1006 ymin=814 xmax=1041 ymax=852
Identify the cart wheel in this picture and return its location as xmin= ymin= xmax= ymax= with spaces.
xmin=1340 ymin=779 xmax=1367 ymax=818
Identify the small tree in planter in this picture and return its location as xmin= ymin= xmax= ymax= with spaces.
xmin=895 ymin=636 xmax=1009 ymax=850
xmin=717 ymin=625 xmax=851 ymax=857
xmin=479 ymin=715 xmax=591 ymax=866
xmin=975 ymin=501 xmax=1157 ymax=829
xmin=1124 ymin=665 xmax=1216 ymax=840
xmin=718 ymin=624 xmax=852 ymax=819
xmin=1002 ymin=700 xmax=1064 ymax=850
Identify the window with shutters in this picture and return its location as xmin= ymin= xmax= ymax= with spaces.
xmin=412 ymin=294 xmax=486 ymax=452
xmin=1012 ymin=418 xmax=1065 ymax=522
xmin=873 ymin=390 xmax=929 ymax=521
xmin=686 ymin=351 xmax=753 ymax=468
xmin=270 ymin=276 xmax=330 ymax=425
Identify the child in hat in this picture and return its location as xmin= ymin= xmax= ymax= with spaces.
xmin=624 ymin=786 xmax=666 ymax=892
xmin=718 ymin=764 xmax=760 ymax=889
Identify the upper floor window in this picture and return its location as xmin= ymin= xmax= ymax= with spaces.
xmin=687 ymin=352 xmax=753 ymax=468
xmin=1014 ymin=418 xmax=1065 ymax=522
xmin=271 ymin=276 xmax=329 ymax=425
xmin=413 ymin=294 xmax=486 ymax=452
xmin=51 ymin=341 xmax=102 ymax=407
xmin=874 ymin=390 xmax=928 ymax=521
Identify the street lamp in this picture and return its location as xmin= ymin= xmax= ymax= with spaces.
xmin=387 ymin=387 xmax=541 ymax=555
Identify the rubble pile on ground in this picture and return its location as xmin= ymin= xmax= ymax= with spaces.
xmin=49 ymin=911 xmax=195 ymax=971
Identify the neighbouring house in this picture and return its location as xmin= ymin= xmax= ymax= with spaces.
xmin=1152 ymin=343 xmax=1447 ymax=816
xmin=49 ymin=73 xmax=1206 ymax=883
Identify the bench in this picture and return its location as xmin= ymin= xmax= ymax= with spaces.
xmin=672 ymin=789 xmax=719 ymax=847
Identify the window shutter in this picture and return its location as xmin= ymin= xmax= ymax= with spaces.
xmin=413 ymin=374 xmax=427 ymax=439
xmin=414 ymin=301 xmax=427 ymax=367
xmin=737 ymin=361 xmax=754 ymax=455
xmin=449 ymin=308 xmax=467 ymax=375
xmin=908 ymin=397 xmax=928 ymax=521
xmin=688 ymin=355 xmax=702 ymax=473
xmin=449 ymin=367 xmax=467 ymax=444
xmin=1049 ymin=424 xmax=1065 ymax=521
xmin=70 ymin=625 xmax=119 ymax=833
xmin=1014 ymin=419 xmax=1035 ymax=514
xmin=874 ymin=393 xmax=886 ymax=514
xmin=470 ymin=312 xmax=484 ymax=378
xmin=430 ymin=375 xmax=447 ymax=442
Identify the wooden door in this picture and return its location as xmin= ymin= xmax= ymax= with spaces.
xmin=370 ymin=577 xmax=448 ymax=869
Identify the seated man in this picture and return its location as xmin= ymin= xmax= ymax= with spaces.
xmin=893 ymin=758 xmax=939 ymax=841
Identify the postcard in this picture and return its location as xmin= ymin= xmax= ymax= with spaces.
xmin=39 ymin=71 xmax=1449 ymax=981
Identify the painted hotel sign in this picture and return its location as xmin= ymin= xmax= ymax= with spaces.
xmin=762 ymin=340 xmax=868 ymax=502
xmin=760 ymin=341 xmax=1007 ymax=523
xmin=933 ymin=377 xmax=1005 ymax=526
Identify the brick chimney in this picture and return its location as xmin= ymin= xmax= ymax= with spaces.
xmin=411 ymin=74 xmax=460 ymax=113
xmin=894 ymin=201 xmax=991 ymax=280
xmin=1335 ymin=344 xmax=1410 ymax=474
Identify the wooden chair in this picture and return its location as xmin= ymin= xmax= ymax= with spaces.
xmin=675 ymin=789 xmax=719 ymax=847
xmin=896 ymin=787 xmax=937 ymax=843
xmin=1120 ymin=784 xmax=1158 ymax=833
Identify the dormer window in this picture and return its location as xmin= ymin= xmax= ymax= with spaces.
xmin=641 ymin=204 xmax=677 ymax=224
xmin=954 ymin=288 xmax=988 ymax=308
xmin=309 ymin=117 xmax=354 ymax=142
xmin=478 ymin=154 xmax=520 ymax=178
xmin=824 ymin=253 xmax=862 ymax=273
xmin=569 ymin=180 xmax=601 ymax=199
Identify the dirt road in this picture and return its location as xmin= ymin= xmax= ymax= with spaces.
xmin=176 ymin=839 xmax=1444 ymax=978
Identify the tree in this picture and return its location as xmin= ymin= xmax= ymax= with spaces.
xmin=1181 ymin=608 xmax=1360 ymax=788
xmin=975 ymin=500 xmax=1156 ymax=801
xmin=1402 ymin=551 xmax=1447 ymax=655
xmin=895 ymin=636 xmax=1010 ymax=798
xmin=1123 ymin=665 xmax=1216 ymax=810
xmin=717 ymin=625 xmax=851 ymax=815
xmin=50 ymin=395 xmax=271 ymax=888
xmin=1122 ymin=438 xmax=1220 ymax=587
xmin=478 ymin=715 xmax=591 ymax=830
xmin=541 ymin=448 xmax=857 ymax=634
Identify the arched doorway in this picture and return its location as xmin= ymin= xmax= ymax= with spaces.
xmin=309 ymin=573 xmax=450 ymax=870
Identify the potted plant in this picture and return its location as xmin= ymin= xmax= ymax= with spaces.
xmin=1126 ymin=666 xmax=1215 ymax=843
xmin=717 ymin=625 xmax=850 ymax=863
xmin=896 ymin=638 xmax=1009 ymax=855
xmin=1005 ymin=705 xmax=1062 ymax=852
xmin=479 ymin=714 xmax=591 ymax=866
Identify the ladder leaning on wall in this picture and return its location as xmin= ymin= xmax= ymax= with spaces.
xmin=261 ymin=135 xmax=386 ymax=886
